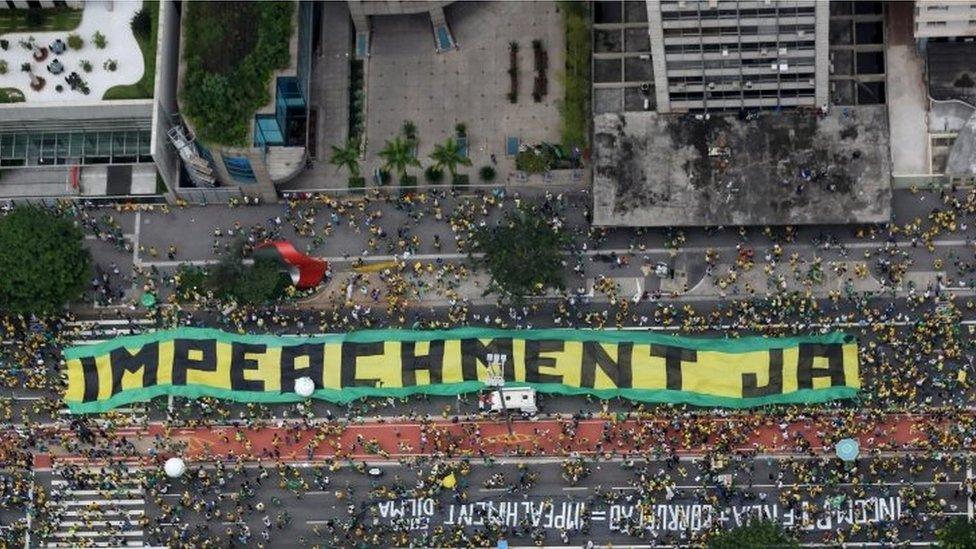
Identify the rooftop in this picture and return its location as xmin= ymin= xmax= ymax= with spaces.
xmin=927 ymin=41 xmax=976 ymax=107
xmin=0 ymin=2 xmax=146 ymax=104
xmin=592 ymin=106 xmax=892 ymax=226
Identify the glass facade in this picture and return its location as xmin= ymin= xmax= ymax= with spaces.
xmin=253 ymin=77 xmax=307 ymax=148
xmin=222 ymin=155 xmax=257 ymax=184
xmin=0 ymin=129 xmax=152 ymax=167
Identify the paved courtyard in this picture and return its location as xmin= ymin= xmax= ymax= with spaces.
xmin=0 ymin=1 xmax=144 ymax=102
xmin=363 ymin=1 xmax=565 ymax=184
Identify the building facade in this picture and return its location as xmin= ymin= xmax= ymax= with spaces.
xmin=646 ymin=0 xmax=830 ymax=112
xmin=914 ymin=1 xmax=976 ymax=39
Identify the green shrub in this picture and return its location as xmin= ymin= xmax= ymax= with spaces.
xmin=560 ymin=0 xmax=590 ymax=149
xmin=0 ymin=60 xmax=7 ymax=75
xmin=348 ymin=176 xmax=365 ymax=193
xmin=92 ymin=30 xmax=106 ymax=49
xmin=24 ymin=9 xmax=45 ymax=28
xmin=66 ymin=33 xmax=83 ymax=50
xmin=515 ymin=146 xmax=553 ymax=174
xmin=452 ymin=174 xmax=469 ymax=187
xmin=79 ymin=59 xmax=92 ymax=72
xmin=377 ymin=169 xmax=391 ymax=186
xmin=402 ymin=120 xmax=417 ymax=141
xmin=479 ymin=165 xmax=496 ymax=182
xmin=424 ymin=166 xmax=444 ymax=183
xmin=130 ymin=8 xmax=151 ymax=40
xmin=400 ymin=174 xmax=418 ymax=193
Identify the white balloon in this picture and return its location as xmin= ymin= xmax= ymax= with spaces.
xmin=295 ymin=376 xmax=315 ymax=398
xmin=164 ymin=457 xmax=186 ymax=478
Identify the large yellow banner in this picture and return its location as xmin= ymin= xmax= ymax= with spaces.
xmin=63 ymin=328 xmax=859 ymax=413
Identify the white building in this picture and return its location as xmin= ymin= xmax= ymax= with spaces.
xmin=914 ymin=1 xmax=976 ymax=39
xmin=646 ymin=0 xmax=830 ymax=112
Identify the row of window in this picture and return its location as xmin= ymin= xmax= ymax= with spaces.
xmin=663 ymin=24 xmax=816 ymax=37
xmin=665 ymin=40 xmax=815 ymax=54
xmin=662 ymin=7 xmax=816 ymax=20
xmin=667 ymin=57 xmax=815 ymax=70
xmin=669 ymin=73 xmax=815 ymax=85
xmin=669 ymin=89 xmax=815 ymax=101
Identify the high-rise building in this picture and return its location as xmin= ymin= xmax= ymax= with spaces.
xmin=645 ymin=0 xmax=830 ymax=112
xmin=914 ymin=1 xmax=976 ymax=39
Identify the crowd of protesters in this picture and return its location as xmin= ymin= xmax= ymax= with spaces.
xmin=0 ymin=184 xmax=976 ymax=546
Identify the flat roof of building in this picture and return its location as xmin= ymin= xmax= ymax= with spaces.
xmin=927 ymin=41 xmax=976 ymax=105
xmin=592 ymin=106 xmax=892 ymax=227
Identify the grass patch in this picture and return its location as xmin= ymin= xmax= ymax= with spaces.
xmin=0 ymin=7 xmax=81 ymax=34
xmin=103 ymin=1 xmax=159 ymax=100
xmin=559 ymin=0 xmax=590 ymax=150
xmin=0 ymin=88 xmax=25 ymax=103
xmin=180 ymin=1 xmax=293 ymax=146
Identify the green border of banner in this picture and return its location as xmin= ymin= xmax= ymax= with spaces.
xmin=64 ymin=328 xmax=858 ymax=414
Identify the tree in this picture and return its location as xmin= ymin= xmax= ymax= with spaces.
xmin=0 ymin=207 xmax=90 ymax=315
xmin=379 ymin=136 xmax=420 ymax=181
xmin=232 ymin=258 xmax=285 ymax=305
xmin=131 ymin=8 xmax=152 ymax=40
xmin=937 ymin=517 xmax=976 ymax=548
xmin=329 ymin=138 xmax=361 ymax=177
xmin=706 ymin=520 xmax=799 ymax=549
xmin=429 ymin=137 xmax=471 ymax=179
xmin=204 ymin=239 xmax=284 ymax=304
xmin=470 ymin=205 xmax=568 ymax=304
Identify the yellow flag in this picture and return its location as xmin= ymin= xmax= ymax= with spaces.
xmin=441 ymin=473 xmax=457 ymax=489
xmin=959 ymin=370 xmax=968 ymax=383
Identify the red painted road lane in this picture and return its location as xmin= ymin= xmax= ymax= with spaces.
xmin=28 ymin=414 xmax=948 ymax=468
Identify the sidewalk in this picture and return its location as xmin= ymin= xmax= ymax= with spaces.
xmin=29 ymin=413 xmax=960 ymax=469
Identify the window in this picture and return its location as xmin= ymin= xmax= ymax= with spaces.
xmin=222 ymin=156 xmax=257 ymax=184
xmin=928 ymin=21 xmax=949 ymax=26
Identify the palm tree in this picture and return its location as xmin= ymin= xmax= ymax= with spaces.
xmin=329 ymin=138 xmax=361 ymax=177
xmin=429 ymin=137 xmax=472 ymax=179
xmin=379 ymin=136 xmax=420 ymax=180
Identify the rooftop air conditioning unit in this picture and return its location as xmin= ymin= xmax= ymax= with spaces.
xmin=722 ymin=48 xmax=729 ymax=56
xmin=779 ymin=63 xmax=789 ymax=72
xmin=708 ymin=82 xmax=716 ymax=89
xmin=746 ymin=81 xmax=753 ymax=88
xmin=798 ymin=30 xmax=806 ymax=37
xmin=771 ymin=62 xmax=778 ymax=70
xmin=779 ymin=47 xmax=787 ymax=55
xmin=760 ymin=48 xmax=768 ymax=55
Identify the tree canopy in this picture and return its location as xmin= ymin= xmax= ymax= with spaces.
xmin=469 ymin=205 xmax=569 ymax=304
xmin=430 ymin=137 xmax=471 ymax=178
xmin=329 ymin=138 xmax=361 ymax=177
xmin=0 ymin=207 xmax=91 ymax=316
xmin=706 ymin=520 xmax=799 ymax=549
xmin=937 ymin=517 xmax=976 ymax=548
xmin=379 ymin=136 xmax=420 ymax=180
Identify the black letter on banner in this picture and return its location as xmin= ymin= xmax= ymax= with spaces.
xmin=340 ymin=341 xmax=385 ymax=387
xmin=230 ymin=342 xmax=267 ymax=392
xmin=401 ymin=340 xmax=445 ymax=386
xmin=460 ymin=339 xmax=514 ymax=381
xmin=581 ymin=341 xmax=632 ymax=388
xmin=797 ymin=343 xmax=846 ymax=389
xmin=650 ymin=345 xmax=697 ymax=391
xmin=524 ymin=340 xmax=565 ymax=384
xmin=172 ymin=339 xmax=218 ymax=386
xmin=109 ymin=342 xmax=159 ymax=396
xmin=281 ymin=344 xmax=324 ymax=394
xmin=81 ymin=356 xmax=99 ymax=403
xmin=742 ymin=348 xmax=784 ymax=397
